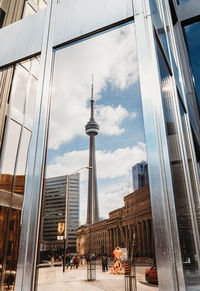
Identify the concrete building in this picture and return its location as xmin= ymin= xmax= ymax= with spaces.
xmin=0 ymin=1 xmax=200 ymax=290
xmin=132 ymin=161 xmax=149 ymax=191
xmin=42 ymin=174 xmax=79 ymax=252
xmin=77 ymin=184 xmax=155 ymax=264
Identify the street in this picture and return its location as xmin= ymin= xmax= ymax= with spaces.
xmin=37 ymin=264 xmax=158 ymax=291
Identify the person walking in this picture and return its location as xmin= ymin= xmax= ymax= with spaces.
xmin=104 ymin=255 xmax=108 ymax=272
xmin=66 ymin=254 xmax=70 ymax=269
xmin=73 ymin=255 xmax=80 ymax=269
xmin=50 ymin=256 xmax=55 ymax=267
xmin=102 ymin=256 xmax=106 ymax=272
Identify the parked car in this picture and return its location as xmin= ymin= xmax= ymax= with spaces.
xmin=145 ymin=265 xmax=158 ymax=284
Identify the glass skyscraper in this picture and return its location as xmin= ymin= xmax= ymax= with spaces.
xmin=132 ymin=161 xmax=149 ymax=191
xmin=43 ymin=174 xmax=79 ymax=252
xmin=0 ymin=0 xmax=199 ymax=290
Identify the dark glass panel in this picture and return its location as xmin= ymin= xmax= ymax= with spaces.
xmin=177 ymin=0 xmax=191 ymax=4
xmin=184 ymin=21 xmax=200 ymax=117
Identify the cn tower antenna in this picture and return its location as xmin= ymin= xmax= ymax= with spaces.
xmin=91 ymin=74 xmax=94 ymax=101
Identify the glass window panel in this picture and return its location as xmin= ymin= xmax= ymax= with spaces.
xmin=20 ymin=59 xmax=31 ymax=72
xmin=15 ymin=128 xmax=31 ymax=176
xmin=0 ymin=56 xmax=39 ymax=289
xmin=37 ymin=22 xmax=154 ymax=288
xmin=1 ymin=120 xmax=21 ymax=175
xmin=178 ymin=97 xmax=200 ymax=234
xmin=156 ymin=43 xmax=200 ymax=288
xmin=10 ymin=65 xmax=29 ymax=116
xmin=30 ymin=57 xmax=40 ymax=79
xmin=183 ymin=21 xmax=200 ymax=117
xmin=22 ymin=2 xmax=36 ymax=18
xmin=24 ymin=75 xmax=37 ymax=128
xmin=150 ymin=0 xmax=170 ymax=64
xmin=38 ymin=0 xmax=47 ymax=10
xmin=177 ymin=0 xmax=191 ymax=4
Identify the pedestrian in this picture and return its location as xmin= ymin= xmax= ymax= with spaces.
xmin=73 ymin=255 xmax=80 ymax=269
xmin=50 ymin=256 xmax=55 ymax=267
xmin=66 ymin=254 xmax=70 ymax=269
xmin=104 ymin=254 xmax=108 ymax=272
xmin=70 ymin=257 xmax=74 ymax=269
xmin=102 ymin=256 xmax=106 ymax=272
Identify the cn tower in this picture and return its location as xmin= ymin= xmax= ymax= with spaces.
xmin=85 ymin=78 xmax=100 ymax=225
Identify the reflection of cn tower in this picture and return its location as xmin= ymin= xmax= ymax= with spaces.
xmin=85 ymin=78 xmax=100 ymax=225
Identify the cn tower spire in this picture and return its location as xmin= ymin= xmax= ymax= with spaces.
xmin=85 ymin=76 xmax=100 ymax=225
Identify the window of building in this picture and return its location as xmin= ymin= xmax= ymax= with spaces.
xmin=156 ymin=38 xmax=200 ymax=288
xmin=183 ymin=21 xmax=200 ymax=117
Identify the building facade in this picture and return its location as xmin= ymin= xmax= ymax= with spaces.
xmin=77 ymin=184 xmax=155 ymax=264
xmin=42 ymin=174 xmax=79 ymax=251
xmin=132 ymin=161 xmax=149 ymax=191
xmin=0 ymin=1 xmax=199 ymax=290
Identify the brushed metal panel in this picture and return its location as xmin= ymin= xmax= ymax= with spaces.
xmin=53 ymin=0 xmax=134 ymax=47
xmin=133 ymin=0 xmax=185 ymax=289
xmin=177 ymin=0 xmax=200 ymax=22
xmin=0 ymin=10 xmax=45 ymax=68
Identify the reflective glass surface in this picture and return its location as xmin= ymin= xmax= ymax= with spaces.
xmin=150 ymin=0 xmax=170 ymax=65
xmin=0 ymin=0 xmax=24 ymax=27
xmin=184 ymin=21 xmax=200 ymax=117
xmin=156 ymin=43 xmax=200 ymax=289
xmin=37 ymin=22 xmax=155 ymax=287
xmin=23 ymin=0 xmax=47 ymax=18
xmin=177 ymin=0 xmax=191 ymax=4
xmin=0 ymin=58 xmax=40 ymax=290
xmin=178 ymin=97 xmax=200 ymax=233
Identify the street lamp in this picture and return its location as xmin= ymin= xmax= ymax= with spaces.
xmin=63 ymin=166 xmax=92 ymax=272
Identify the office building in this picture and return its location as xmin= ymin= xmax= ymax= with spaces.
xmin=42 ymin=174 xmax=79 ymax=251
xmin=132 ymin=161 xmax=149 ymax=191
xmin=77 ymin=184 xmax=155 ymax=263
xmin=0 ymin=1 xmax=199 ymax=290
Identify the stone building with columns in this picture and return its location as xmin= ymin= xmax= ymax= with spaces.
xmin=77 ymin=184 xmax=155 ymax=263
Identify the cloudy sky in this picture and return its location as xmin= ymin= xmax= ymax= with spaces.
xmin=46 ymin=22 xmax=147 ymax=224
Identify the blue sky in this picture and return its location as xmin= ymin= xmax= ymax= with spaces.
xmin=46 ymin=22 xmax=147 ymax=223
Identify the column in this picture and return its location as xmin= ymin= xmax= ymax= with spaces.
xmin=117 ymin=227 xmax=119 ymax=246
xmin=125 ymin=226 xmax=128 ymax=250
xmin=146 ymin=219 xmax=151 ymax=257
xmin=143 ymin=220 xmax=148 ymax=257
xmin=138 ymin=222 xmax=143 ymax=257
xmin=141 ymin=221 xmax=146 ymax=257
xmin=111 ymin=228 xmax=114 ymax=252
xmin=114 ymin=228 xmax=117 ymax=248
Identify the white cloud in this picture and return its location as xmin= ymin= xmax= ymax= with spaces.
xmin=47 ymin=142 xmax=146 ymax=179
xmin=48 ymin=23 xmax=139 ymax=150
xmin=96 ymin=104 xmax=130 ymax=136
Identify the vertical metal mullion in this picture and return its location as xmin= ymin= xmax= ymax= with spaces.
xmin=133 ymin=0 xmax=185 ymax=289
xmin=14 ymin=0 xmax=56 ymax=290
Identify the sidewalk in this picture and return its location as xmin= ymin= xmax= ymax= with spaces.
xmin=37 ymin=265 xmax=158 ymax=291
